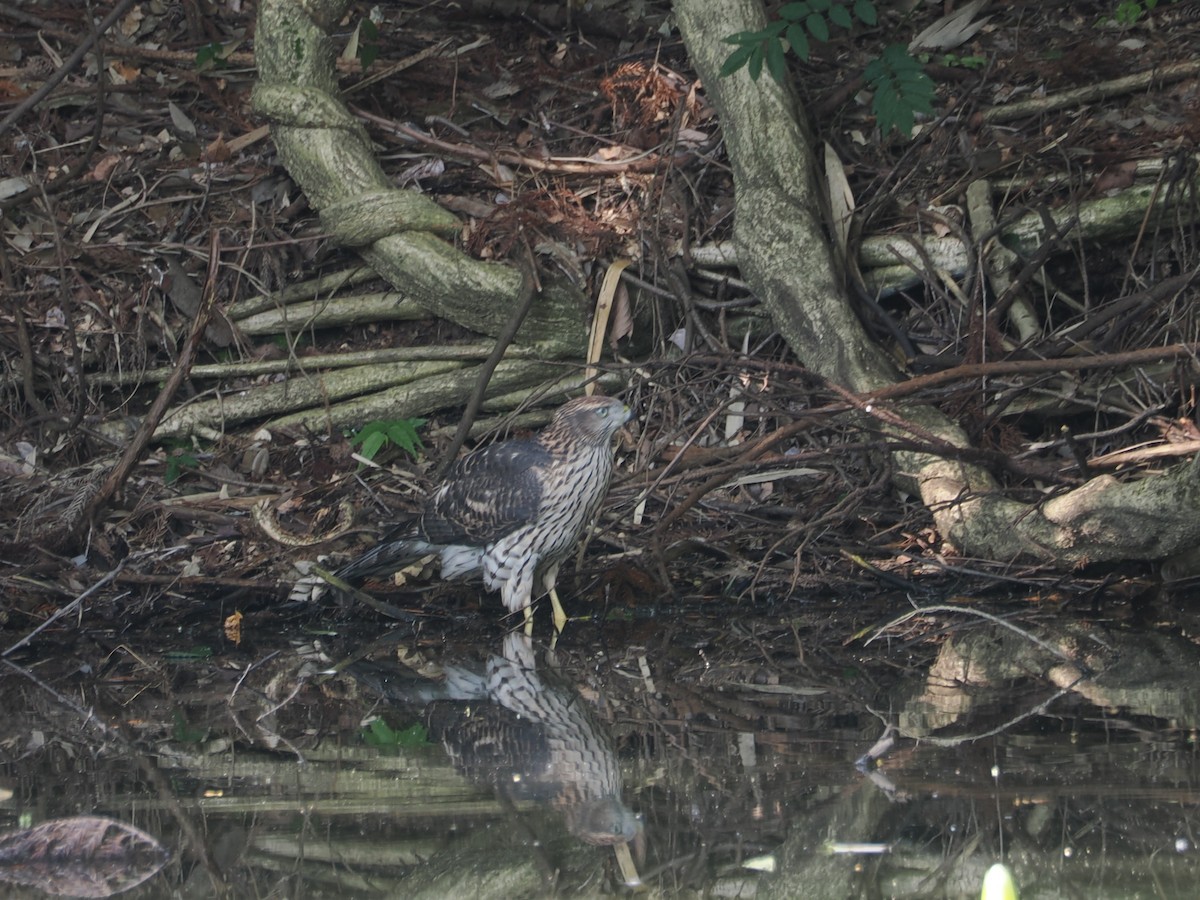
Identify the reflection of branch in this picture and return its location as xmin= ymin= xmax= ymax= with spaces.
xmin=0 ymin=653 xmax=226 ymax=890
xmin=867 ymin=604 xmax=1098 ymax=747
xmin=898 ymin=683 xmax=1080 ymax=749
xmin=227 ymin=649 xmax=310 ymax=762
xmin=1 ymin=562 xmax=127 ymax=658
xmin=866 ymin=604 xmax=1087 ymax=671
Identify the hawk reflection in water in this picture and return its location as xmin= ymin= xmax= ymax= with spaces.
xmin=335 ymin=396 xmax=632 ymax=632
xmin=350 ymin=633 xmax=640 ymax=848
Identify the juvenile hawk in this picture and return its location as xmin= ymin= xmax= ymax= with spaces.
xmin=336 ymin=395 xmax=632 ymax=631
xmin=348 ymin=633 xmax=641 ymax=848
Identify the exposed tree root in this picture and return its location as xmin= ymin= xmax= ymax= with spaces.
xmin=673 ymin=0 xmax=1200 ymax=569
xmin=251 ymin=0 xmax=593 ymax=359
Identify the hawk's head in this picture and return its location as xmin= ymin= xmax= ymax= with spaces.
xmin=551 ymin=396 xmax=632 ymax=445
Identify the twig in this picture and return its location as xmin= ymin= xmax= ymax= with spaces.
xmin=0 ymin=0 xmax=137 ymax=140
xmin=38 ymin=179 xmax=86 ymax=432
xmin=81 ymin=232 xmax=222 ymax=529
xmin=977 ymin=59 xmax=1200 ymax=124
xmin=650 ymin=415 xmax=838 ymax=533
xmin=862 ymin=340 xmax=1200 ymax=404
xmin=1 ymin=562 xmax=127 ymax=657
xmin=436 ymin=253 xmax=539 ymax=478
xmin=353 ymin=106 xmax=689 ymax=176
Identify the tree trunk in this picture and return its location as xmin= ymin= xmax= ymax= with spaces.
xmin=673 ymin=0 xmax=1200 ymax=565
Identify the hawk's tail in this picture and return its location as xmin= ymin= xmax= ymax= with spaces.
xmin=334 ymin=535 xmax=439 ymax=584
xmin=288 ymin=526 xmax=436 ymax=603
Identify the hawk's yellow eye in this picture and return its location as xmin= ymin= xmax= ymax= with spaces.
xmin=598 ymin=408 xmax=609 ymax=417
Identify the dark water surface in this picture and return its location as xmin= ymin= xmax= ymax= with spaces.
xmin=3 ymin=590 xmax=1200 ymax=898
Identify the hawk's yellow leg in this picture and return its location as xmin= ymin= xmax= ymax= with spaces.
xmin=549 ymin=586 xmax=569 ymax=634
xmin=520 ymin=589 xmax=568 ymax=635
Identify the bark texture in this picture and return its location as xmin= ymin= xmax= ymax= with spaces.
xmin=673 ymin=0 xmax=1200 ymax=564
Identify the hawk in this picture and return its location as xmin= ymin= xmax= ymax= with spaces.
xmin=348 ymin=633 xmax=641 ymax=849
xmin=335 ymin=395 xmax=632 ymax=632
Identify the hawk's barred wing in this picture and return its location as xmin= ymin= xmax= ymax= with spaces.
xmin=419 ymin=439 xmax=550 ymax=546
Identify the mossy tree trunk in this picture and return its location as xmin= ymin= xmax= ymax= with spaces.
xmin=673 ymin=0 xmax=1200 ymax=567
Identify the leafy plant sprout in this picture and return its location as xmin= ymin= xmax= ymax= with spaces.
xmin=720 ymin=0 xmax=935 ymax=136
xmin=349 ymin=417 xmax=426 ymax=464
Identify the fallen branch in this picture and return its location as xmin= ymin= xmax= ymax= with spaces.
xmin=977 ymin=59 xmax=1200 ymax=124
xmin=84 ymin=343 xmax=546 ymax=387
xmin=233 ymin=291 xmax=426 ymax=335
xmin=262 ymin=360 xmax=569 ymax=435
xmin=94 ymin=359 xmax=468 ymax=442
xmin=689 ymin=157 xmax=1200 ymax=296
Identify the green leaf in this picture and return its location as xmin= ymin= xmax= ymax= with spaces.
xmin=386 ymin=418 xmax=426 ymax=457
xmin=765 ymin=38 xmax=787 ymax=83
xmin=720 ymin=42 xmax=757 ymax=76
xmin=171 ymin=710 xmax=208 ymax=744
xmin=953 ymin=54 xmax=987 ymax=70
xmin=362 ymin=718 xmax=429 ymax=752
xmin=358 ymin=430 xmax=386 ymax=462
xmin=362 ymin=718 xmax=398 ymax=747
xmin=1113 ymin=0 xmax=1144 ymax=24
xmin=786 ymin=23 xmax=811 ymax=59
xmin=350 ymin=417 xmax=426 ymax=463
xmin=194 ymin=43 xmax=220 ymax=70
xmin=723 ymin=0 xmax=876 ymax=83
xmin=392 ymin=722 xmax=429 ymax=747
xmin=829 ymin=3 xmax=852 ymax=28
xmin=358 ymin=18 xmax=379 ymax=68
xmin=854 ymin=0 xmax=878 ymax=26
xmin=163 ymin=646 xmax=214 ymax=661
xmin=806 ymin=12 xmax=830 ymax=41
xmin=349 ymin=422 xmax=380 ymax=448
xmin=164 ymin=449 xmax=198 ymax=485
xmin=864 ymin=44 xmax=934 ymax=136
xmin=748 ymin=45 xmax=765 ymax=80
xmin=268 ymin=332 xmax=310 ymax=351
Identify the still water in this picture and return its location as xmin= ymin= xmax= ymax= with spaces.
xmin=2 ymin=594 xmax=1200 ymax=898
